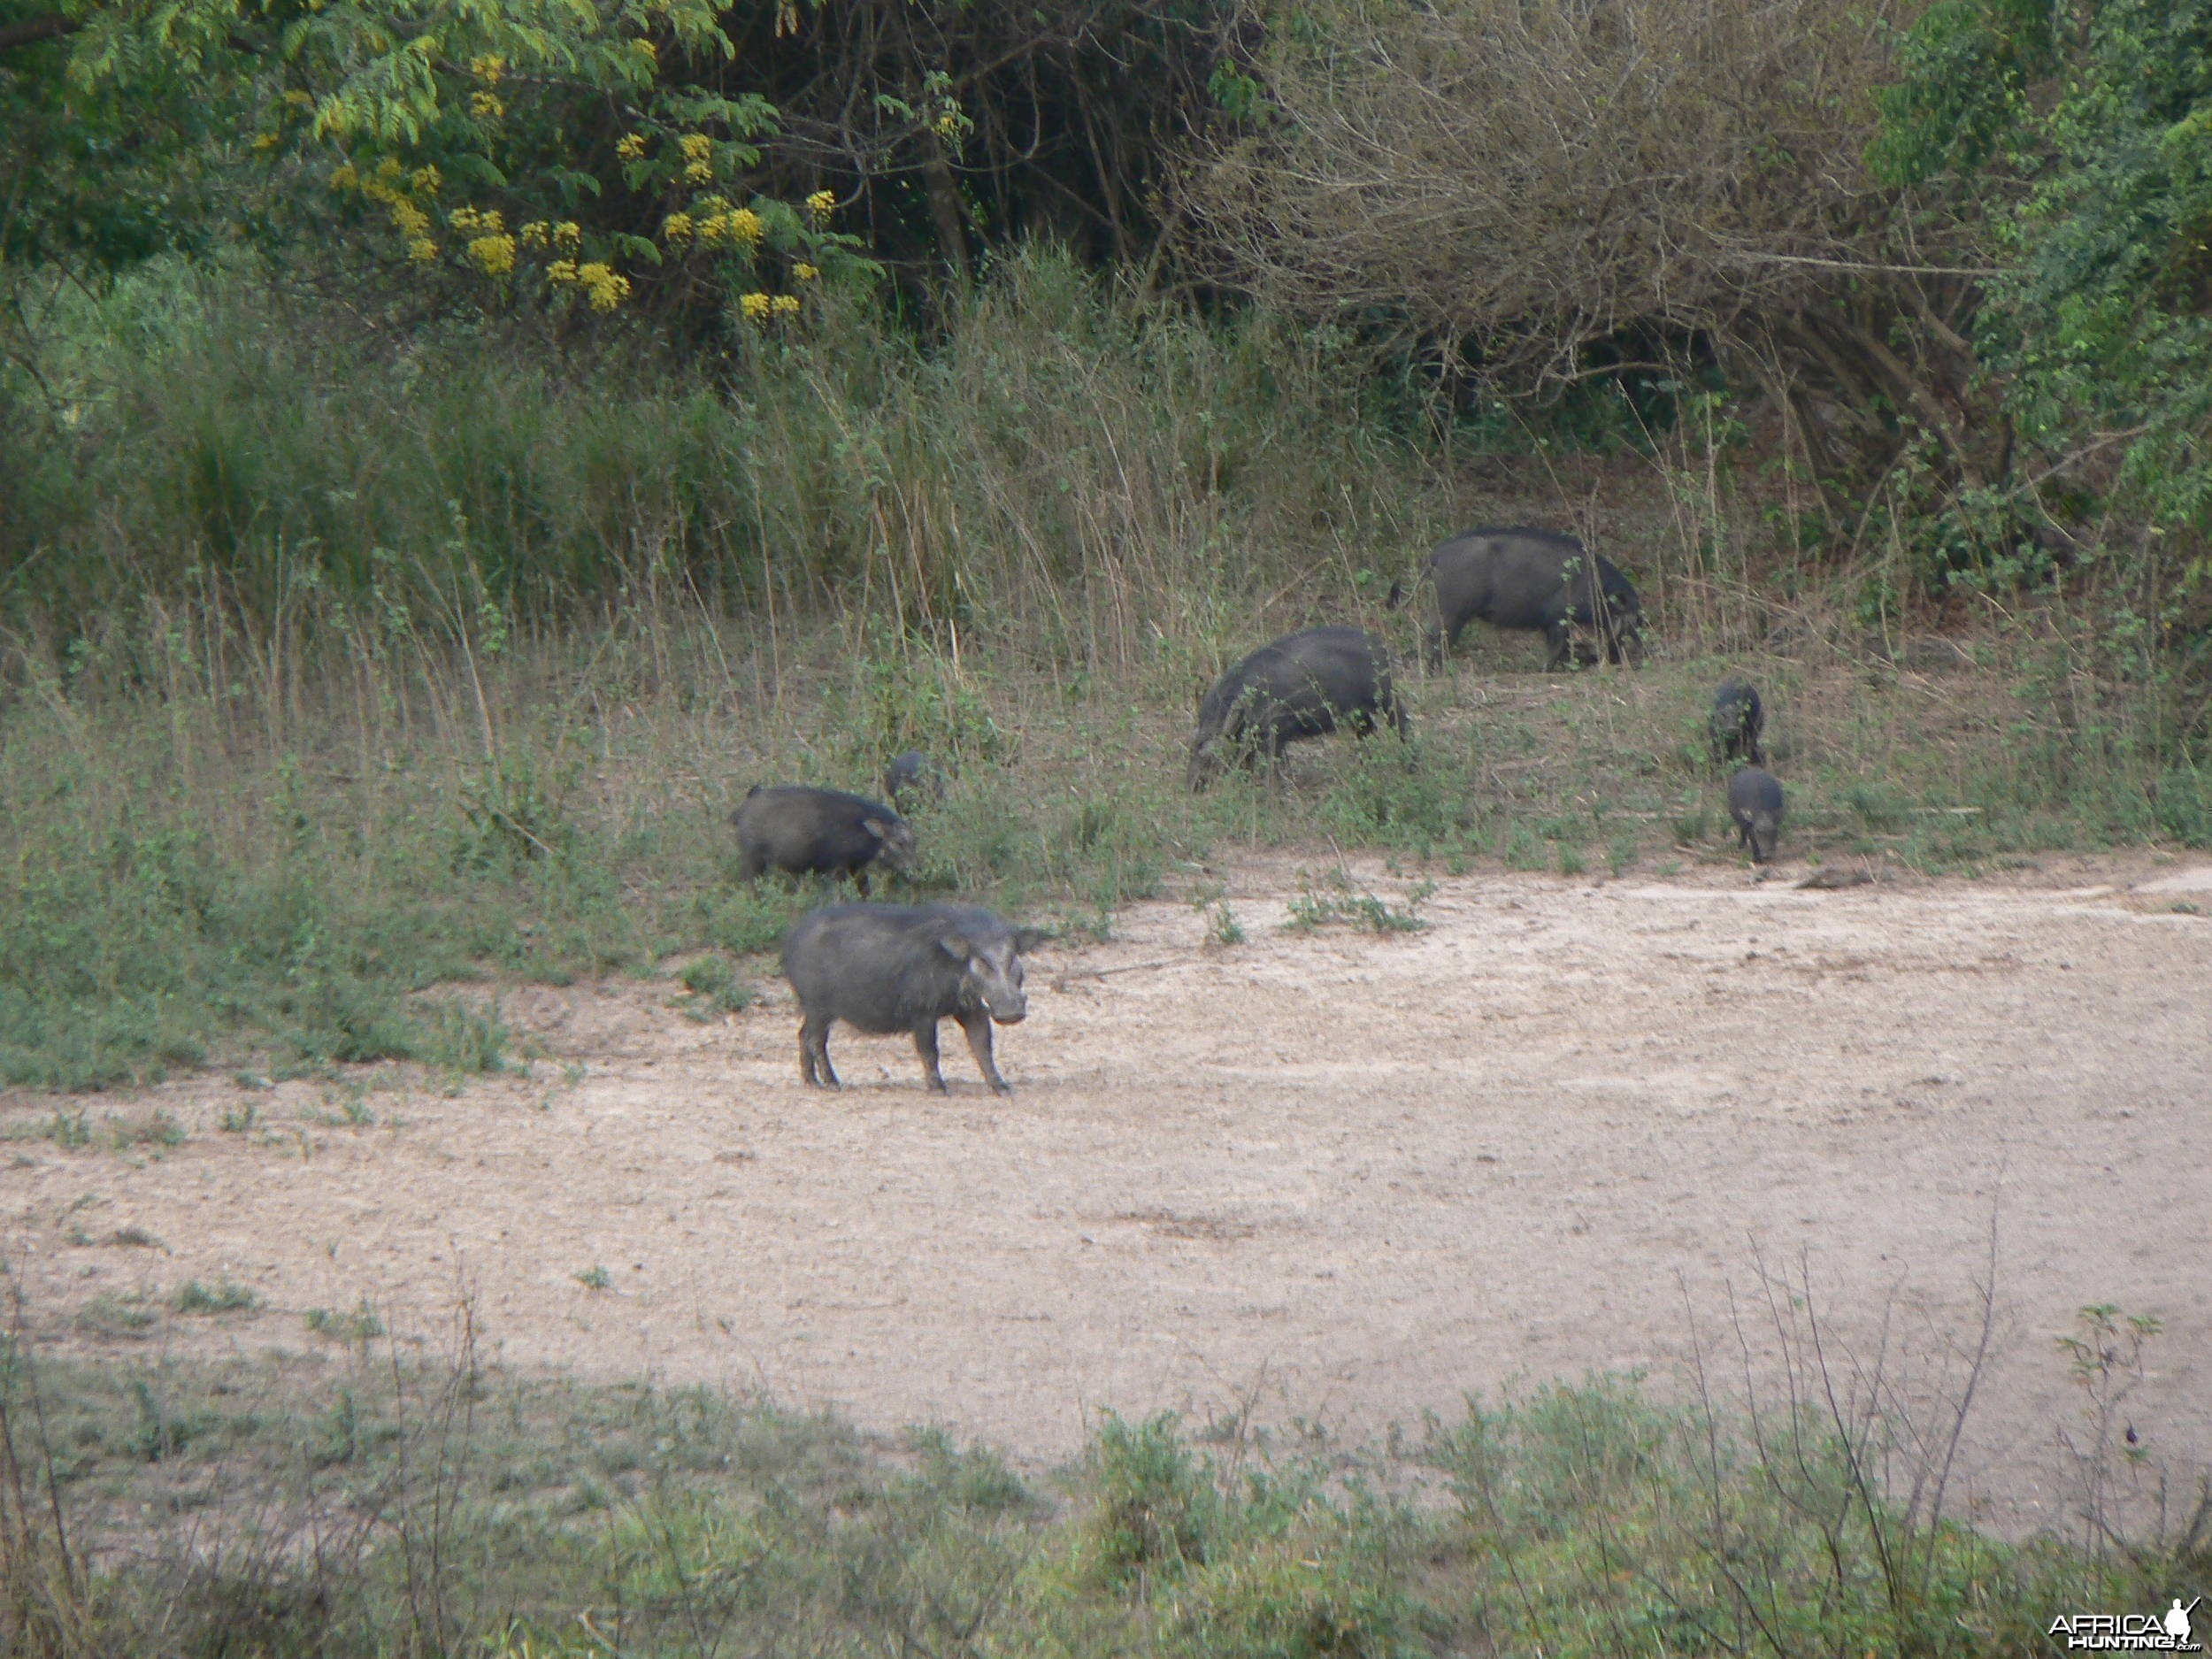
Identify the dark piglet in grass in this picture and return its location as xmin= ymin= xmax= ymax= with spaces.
xmin=781 ymin=902 xmax=1050 ymax=1094
xmin=733 ymin=786 xmax=916 ymax=895
xmin=1728 ymin=766 xmax=1786 ymax=864
xmin=881 ymin=750 xmax=947 ymax=812
xmin=1709 ymin=678 xmax=1765 ymax=767
xmin=1187 ymin=626 xmax=1409 ymax=791
xmin=1392 ymin=526 xmax=1646 ymax=671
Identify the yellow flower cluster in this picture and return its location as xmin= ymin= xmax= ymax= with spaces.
xmin=282 ymin=89 xmax=312 ymax=109
xmin=739 ymin=292 xmax=802 ymax=324
xmin=554 ymin=221 xmax=581 ymax=249
xmin=932 ymin=112 xmax=960 ymax=142
xmin=334 ymin=158 xmax=441 ymax=261
xmin=793 ymin=262 xmax=818 ymax=281
xmin=550 ymin=259 xmax=632 ymax=311
xmin=467 ymin=235 xmax=518 ymax=277
xmin=617 ymin=133 xmax=647 ymax=160
xmin=385 ymin=195 xmax=433 ymax=242
xmin=469 ymin=54 xmax=505 ymax=86
xmin=806 ymin=189 xmax=835 ymax=226
xmin=471 ymin=90 xmax=505 ymax=119
xmin=633 ymin=37 xmax=657 ymax=65
xmin=697 ymin=206 xmax=764 ymax=250
xmin=663 ymin=212 xmax=695 ymax=241
xmin=449 ymin=205 xmax=504 ymax=235
xmin=680 ymin=134 xmax=712 ymax=161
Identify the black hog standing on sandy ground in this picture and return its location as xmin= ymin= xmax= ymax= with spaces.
xmin=1709 ymin=678 xmax=1766 ymax=767
xmin=733 ymin=786 xmax=916 ymax=895
xmin=1728 ymin=766 xmax=1786 ymax=864
xmin=1187 ymin=626 xmax=1410 ymax=791
xmin=1392 ymin=526 xmax=1647 ymax=671
xmin=781 ymin=902 xmax=1050 ymax=1094
xmin=881 ymin=750 xmax=948 ymax=813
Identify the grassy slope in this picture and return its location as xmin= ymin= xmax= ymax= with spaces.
xmin=1 ymin=599 xmax=2200 ymax=1090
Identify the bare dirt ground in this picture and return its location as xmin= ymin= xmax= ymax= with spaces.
xmin=7 ymin=852 xmax=2209 ymax=1531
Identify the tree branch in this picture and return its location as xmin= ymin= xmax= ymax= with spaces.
xmin=0 ymin=12 xmax=80 ymax=54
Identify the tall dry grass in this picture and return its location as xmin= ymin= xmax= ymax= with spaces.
xmin=0 ymin=245 xmax=2204 ymax=1089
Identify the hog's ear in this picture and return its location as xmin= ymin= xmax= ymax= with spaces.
xmin=935 ymin=931 xmax=975 ymax=963
xmin=862 ymin=817 xmax=892 ymax=842
xmin=1010 ymin=926 xmax=1053 ymax=954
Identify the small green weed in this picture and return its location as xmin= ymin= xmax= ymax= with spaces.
xmin=1286 ymin=872 xmax=1432 ymax=934
xmin=74 ymin=1294 xmax=157 ymax=1339
xmin=672 ymin=956 xmax=751 ymax=1022
xmin=1082 ymin=1410 xmax=1217 ymax=1587
xmin=1501 ymin=821 xmax=1548 ymax=871
xmin=173 ymin=1278 xmax=261 ymax=1316
xmin=219 ymin=1101 xmax=259 ymax=1133
xmin=312 ymin=1386 xmax=403 ymax=1467
xmin=109 ymin=1110 xmax=186 ymax=1152
xmin=303 ymin=1302 xmax=385 ymax=1344
xmin=574 ymin=1265 xmax=611 ymax=1292
xmin=1194 ymin=891 xmax=1246 ymax=947
xmin=124 ymin=1376 xmax=211 ymax=1463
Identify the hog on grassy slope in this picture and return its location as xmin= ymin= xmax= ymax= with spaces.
xmin=1187 ymin=626 xmax=1410 ymax=791
xmin=780 ymin=902 xmax=1050 ymax=1094
xmin=1727 ymin=766 xmax=1786 ymax=864
xmin=880 ymin=750 xmax=948 ymax=813
xmin=733 ymin=786 xmax=915 ymax=895
xmin=1392 ymin=526 xmax=1646 ymax=671
xmin=1709 ymin=678 xmax=1766 ymax=767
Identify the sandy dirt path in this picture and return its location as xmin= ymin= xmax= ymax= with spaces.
xmin=7 ymin=854 xmax=2208 ymax=1529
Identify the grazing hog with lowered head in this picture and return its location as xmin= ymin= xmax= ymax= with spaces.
xmin=1727 ymin=766 xmax=1786 ymax=864
xmin=1392 ymin=526 xmax=1646 ymax=671
xmin=881 ymin=749 xmax=948 ymax=813
xmin=781 ymin=902 xmax=1051 ymax=1094
xmin=733 ymin=785 xmax=915 ymax=895
xmin=1187 ymin=626 xmax=1410 ymax=792
xmin=1709 ymin=678 xmax=1765 ymax=767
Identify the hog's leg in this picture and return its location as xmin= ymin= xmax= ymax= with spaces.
xmin=912 ymin=1019 xmax=949 ymax=1094
xmin=958 ymin=1010 xmax=1010 ymax=1096
xmin=801 ymin=1014 xmax=841 ymax=1088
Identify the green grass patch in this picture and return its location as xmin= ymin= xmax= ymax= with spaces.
xmin=0 ymin=1334 xmax=2197 ymax=1659
xmin=172 ymin=1277 xmax=261 ymax=1316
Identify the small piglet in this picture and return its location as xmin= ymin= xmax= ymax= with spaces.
xmin=881 ymin=750 xmax=948 ymax=813
xmin=1709 ymin=677 xmax=1765 ymax=767
xmin=1727 ymin=766 xmax=1786 ymax=864
xmin=781 ymin=902 xmax=1050 ymax=1095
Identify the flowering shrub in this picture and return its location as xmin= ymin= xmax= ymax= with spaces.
xmin=32 ymin=0 xmax=883 ymax=333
